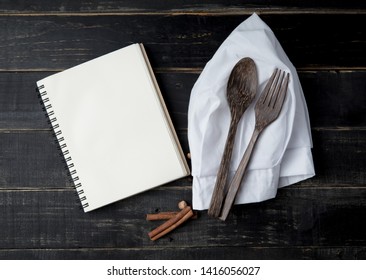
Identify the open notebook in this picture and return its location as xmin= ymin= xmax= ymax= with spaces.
xmin=37 ymin=43 xmax=190 ymax=212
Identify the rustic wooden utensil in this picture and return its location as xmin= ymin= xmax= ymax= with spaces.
xmin=208 ymin=57 xmax=258 ymax=217
xmin=219 ymin=69 xmax=290 ymax=221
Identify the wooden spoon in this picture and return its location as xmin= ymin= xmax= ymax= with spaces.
xmin=208 ymin=57 xmax=258 ymax=217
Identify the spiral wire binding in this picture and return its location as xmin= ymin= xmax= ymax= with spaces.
xmin=37 ymin=84 xmax=89 ymax=210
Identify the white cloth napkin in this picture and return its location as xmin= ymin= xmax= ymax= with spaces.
xmin=188 ymin=13 xmax=315 ymax=210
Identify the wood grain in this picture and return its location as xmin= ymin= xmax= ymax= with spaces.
xmin=0 ymin=187 xmax=365 ymax=249
xmin=0 ymin=14 xmax=365 ymax=70
xmin=0 ymin=246 xmax=365 ymax=260
xmin=0 ymin=129 xmax=365 ymax=189
xmin=0 ymin=1 xmax=365 ymax=260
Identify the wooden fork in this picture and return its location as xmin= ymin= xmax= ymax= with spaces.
xmin=219 ymin=69 xmax=290 ymax=221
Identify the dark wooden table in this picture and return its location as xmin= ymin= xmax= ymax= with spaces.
xmin=0 ymin=1 xmax=365 ymax=260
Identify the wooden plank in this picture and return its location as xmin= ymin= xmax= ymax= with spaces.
xmin=0 ymin=246 xmax=365 ymax=260
xmin=0 ymin=72 xmax=46 ymax=129
xmin=1 ymin=71 xmax=365 ymax=130
xmin=0 ymin=131 xmax=70 ymax=188
xmin=0 ymin=186 xmax=365 ymax=249
xmin=301 ymin=71 xmax=366 ymax=127
xmin=311 ymin=129 xmax=366 ymax=185
xmin=0 ymin=1 xmax=365 ymax=13
xmin=0 ymin=14 xmax=365 ymax=70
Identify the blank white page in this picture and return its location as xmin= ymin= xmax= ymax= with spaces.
xmin=37 ymin=44 xmax=189 ymax=212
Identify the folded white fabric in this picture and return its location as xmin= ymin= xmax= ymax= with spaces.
xmin=188 ymin=13 xmax=315 ymax=210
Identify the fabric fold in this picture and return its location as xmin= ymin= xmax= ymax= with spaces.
xmin=188 ymin=13 xmax=315 ymax=210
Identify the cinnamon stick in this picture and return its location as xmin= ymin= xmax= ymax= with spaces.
xmin=146 ymin=211 xmax=197 ymax=221
xmin=151 ymin=210 xmax=194 ymax=241
xmin=146 ymin=212 xmax=178 ymax=221
xmin=148 ymin=206 xmax=193 ymax=241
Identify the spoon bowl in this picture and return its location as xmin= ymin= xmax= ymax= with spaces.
xmin=227 ymin=58 xmax=258 ymax=117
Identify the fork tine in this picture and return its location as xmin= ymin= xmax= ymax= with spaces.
xmin=266 ymin=69 xmax=283 ymax=107
xmin=269 ymin=70 xmax=285 ymax=108
xmin=259 ymin=68 xmax=278 ymax=104
xmin=273 ymin=72 xmax=289 ymax=111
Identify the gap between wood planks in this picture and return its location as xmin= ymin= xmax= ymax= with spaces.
xmin=1 ymin=184 xmax=366 ymax=192
xmin=0 ymin=127 xmax=366 ymax=134
xmin=1 ymin=67 xmax=366 ymax=73
xmin=0 ymin=9 xmax=365 ymax=16
xmin=0 ymin=245 xmax=364 ymax=251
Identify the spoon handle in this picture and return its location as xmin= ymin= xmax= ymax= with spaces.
xmin=208 ymin=117 xmax=240 ymax=217
xmin=219 ymin=128 xmax=261 ymax=221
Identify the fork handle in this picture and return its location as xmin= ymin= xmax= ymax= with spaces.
xmin=208 ymin=117 xmax=240 ymax=217
xmin=219 ymin=128 xmax=261 ymax=221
